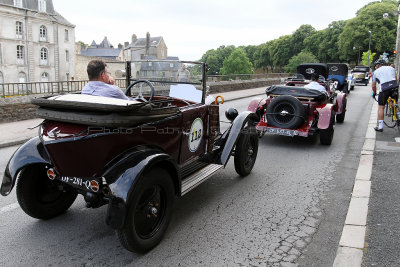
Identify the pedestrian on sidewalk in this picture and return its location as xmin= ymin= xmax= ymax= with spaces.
xmin=371 ymin=59 xmax=398 ymax=132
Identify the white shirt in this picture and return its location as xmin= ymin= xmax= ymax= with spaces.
xmin=304 ymin=81 xmax=326 ymax=92
xmin=372 ymin=66 xmax=396 ymax=84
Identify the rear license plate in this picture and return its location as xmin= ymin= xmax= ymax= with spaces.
xmin=266 ymin=127 xmax=298 ymax=137
xmin=58 ymin=176 xmax=101 ymax=193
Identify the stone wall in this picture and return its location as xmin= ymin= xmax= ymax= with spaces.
xmin=0 ymin=78 xmax=285 ymax=123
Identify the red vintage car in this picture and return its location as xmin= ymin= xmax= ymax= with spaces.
xmin=248 ymin=63 xmax=347 ymax=145
xmin=1 ymin=60 xmax=259 ymax=253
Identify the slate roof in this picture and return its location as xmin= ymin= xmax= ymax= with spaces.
xmin=0 ymin=0 xmax=74 ymax=26
xmin=80 ymin=48 xmax=122 ymax=58
xmin=125 ymin=37 xmax=163 ymax=49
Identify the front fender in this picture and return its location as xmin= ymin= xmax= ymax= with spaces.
xmin=317 ymin=104 xmax=335 ymax=130
xmin=104 ymin=148 xmax=178 ymax=229
xmin=220 ymin=111 xmax=258 ymax=166
xmin=247 ymin=97 xmax=265 ymax=112
xmin=1 ymin=137 xmax=50 ymax=196
xmin=335 ymin=92 xmax=346 ymax=114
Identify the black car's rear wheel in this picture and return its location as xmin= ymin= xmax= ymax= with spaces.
xmin=234 ymin=126 xmax=258 ymax=177
xmin=117 ymin=168 xmax=175 ymax=253
xmin=266 ymin=95 xmax=305 ymax=129
xmin=16 ymin=165 xmax=77 ymax=219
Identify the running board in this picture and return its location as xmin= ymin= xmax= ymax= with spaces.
xmin=181 ymin=164 xmax=223 ymax=196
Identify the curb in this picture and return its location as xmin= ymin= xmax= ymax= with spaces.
xmin=333 ymin=99 xmax=377 ymax=266
xmin=0 ymin=138 xmax=33 ymax=149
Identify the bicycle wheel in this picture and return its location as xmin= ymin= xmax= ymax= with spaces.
xmin=384 ymin=99 xmax=397 ymax=128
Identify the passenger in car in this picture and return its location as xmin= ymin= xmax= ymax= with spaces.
xmin=304 ymin=73 xmax=327 ymax=93
xmin=81 ymin=59 xmax=130 ymax=100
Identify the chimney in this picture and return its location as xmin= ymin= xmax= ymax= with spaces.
xmin=118 ymin=43 xmax=123 ymax=49
xmin=131 ymin=34 xmax=137 ymax=44
xmin=124 ymin=42 xmax=129 ymax=48
xmin=146 ymin=32 xmax=150 ymax=55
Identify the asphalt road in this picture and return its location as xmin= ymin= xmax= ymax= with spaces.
xmin=0 ymin=85 xmax=373 ymax=266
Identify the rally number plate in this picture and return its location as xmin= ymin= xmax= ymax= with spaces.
xmin=266 ymin=127 xmax=298 ymax=137
xmin=58 ymin=176 xmax=101 ymax=193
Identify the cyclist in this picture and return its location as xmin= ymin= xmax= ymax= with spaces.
xmin=372 ymin=59 xmax=398 ymax=132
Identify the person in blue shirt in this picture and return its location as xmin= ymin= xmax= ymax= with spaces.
xmin=81 ymin=59 xmax=130 ymax=100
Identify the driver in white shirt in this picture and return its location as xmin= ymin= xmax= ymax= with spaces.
xmin=304 ymin=73 xmax=327 ymax=93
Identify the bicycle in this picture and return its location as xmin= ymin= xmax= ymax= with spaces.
xmin=376 ymin=89 xmax=400 ymax=134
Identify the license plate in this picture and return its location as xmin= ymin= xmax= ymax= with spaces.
xmin=58 ymin=176 xmax=101 ymax=193
xmin=266 ymin=127 xmax=298 ymax=137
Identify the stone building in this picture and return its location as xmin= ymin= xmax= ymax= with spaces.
xmin=79 ymin=36 xmax=124 ymax=61
xmin=124 ymin=32 xmax=168 ymax=61
xmin=0 ymin=0 xmax=75 ymax=86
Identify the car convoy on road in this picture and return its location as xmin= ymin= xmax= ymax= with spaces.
xmin=0 ymin=60 xmax=367 ymax=253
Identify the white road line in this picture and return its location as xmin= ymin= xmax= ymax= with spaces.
xmin=0 ymin=203 xmax=20 ymax=215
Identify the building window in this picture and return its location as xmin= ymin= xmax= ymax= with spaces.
xmin=16 ymin=21 xmax=23 ymax=38
xmin=18 ymin=72 xmax=27 ymax=91
xmin=38 ymin=0 xmax=46 ymax=12
xmin=39 ymin=25 xmax=47 ymax=41
xmin=17 ymin=45 xmax=24 ymax=64
xmin=13 ymin=0 xmax=22 ymax=8
xmin=40 ymin=47 xmax=48 ymax=65
xmin=65 ymin=50 xmax=69 ymax=62
xmin=64 ymin=29 xmax=69 ymax=42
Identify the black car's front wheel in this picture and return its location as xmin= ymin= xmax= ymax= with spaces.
xmin=16 ymin=165 xmax=78 ymax=220
xmin=234 ymin=126 xmax=259 ymax=177
xmin=117 ymin=167 xmax=175 ymax=253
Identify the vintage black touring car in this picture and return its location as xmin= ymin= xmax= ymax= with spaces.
xmin=1 ymin=60 xmax=259 ymax=253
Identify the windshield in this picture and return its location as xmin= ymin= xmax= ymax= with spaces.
xmin=127 ymin=60 xmax=205 ymax=103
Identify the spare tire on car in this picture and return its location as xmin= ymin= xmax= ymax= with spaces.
xmin=266 ymin=95 xmax=305 ymax=129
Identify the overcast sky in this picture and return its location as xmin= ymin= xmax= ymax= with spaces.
xmin=52 ymin=0 xmax=374 ymax=60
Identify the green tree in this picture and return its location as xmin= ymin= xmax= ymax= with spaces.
xmin=303 ymin=30 xmax=326 ymax=60
xmin=338 ymin=0 xmax=397 ymax=63
xmin=220 ymin=48 xmax=254 ymax=76
xmin=291 ymin=24 xmax=316 ymax=56
xmin=319 ymin=20 xmax=346 ymax=62
xmin=200 ymin=45 xmax=236 ymax=74
xmin=269 ymin=35 xmax=293 ymax=70
xmin=284 ymin=51 xmax=318 ymax=74
xmin=254 ymin=43 xmax=272 ymax=72
xmin=361 ymin=50 xmax=376 ymax=67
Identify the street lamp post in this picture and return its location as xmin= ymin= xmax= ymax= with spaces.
xmin=368 ymin=30 xmax=372 ymax=68
xmin=395 ymin=2 xmax=400 ymax=81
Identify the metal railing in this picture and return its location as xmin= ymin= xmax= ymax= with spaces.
xmin=0 ymin=74 xmax=286 ymax=97
xmin=0 ymin=79 xmax=127 ymax=98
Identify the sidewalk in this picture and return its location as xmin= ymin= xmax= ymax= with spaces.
xmin=0 ymin=87 xmax=267 ymax=148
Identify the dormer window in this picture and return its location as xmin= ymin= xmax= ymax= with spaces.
xmin=13 ymin=0 xmax=22 ymax=8
xmin=38 ymin=0 xmax=46 ymax=12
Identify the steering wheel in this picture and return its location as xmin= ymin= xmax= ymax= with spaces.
xmin=125 ymin=80 xmax=155 ymax=102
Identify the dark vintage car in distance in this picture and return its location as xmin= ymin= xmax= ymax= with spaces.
xmin=248 ymin=63 xmax=347 ymax=145
xmin=327 ymin=63 xmax=350 ymax=93
xmin=352 ymin=65 xmax=370 ymax=85
xmin=1 ymin=60 xmax=259 ymax=253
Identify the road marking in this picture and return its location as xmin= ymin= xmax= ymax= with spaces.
xmin=0 ymin=203 xmax=20 ymax=215
xmin=395 ymin=137 xmax=400 ymax=143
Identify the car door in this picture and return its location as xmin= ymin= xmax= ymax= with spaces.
xmin=178 ymin=104 xmax=208 ymax=164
